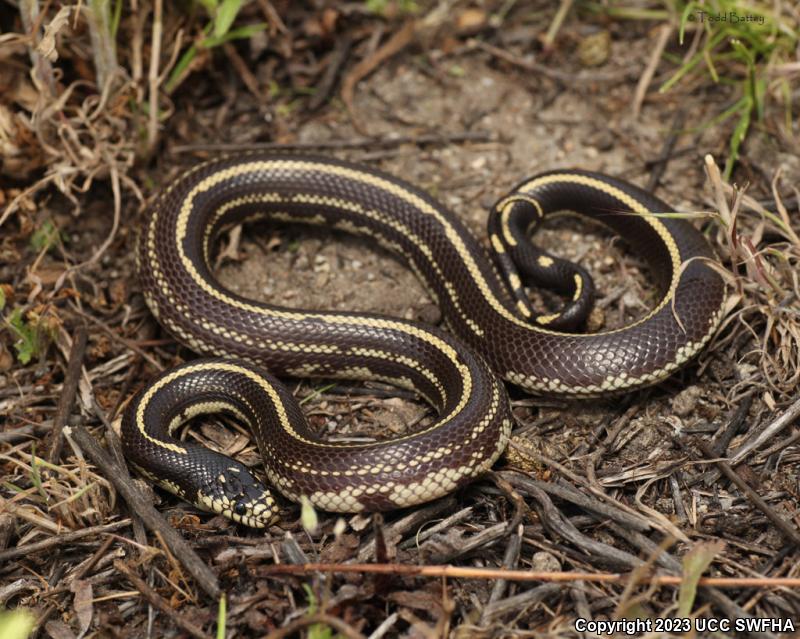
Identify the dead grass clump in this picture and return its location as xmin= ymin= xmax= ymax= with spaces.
xmin=703 ymin=154 xmax=800 ymax=400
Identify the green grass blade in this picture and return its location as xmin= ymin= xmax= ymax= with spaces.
xmin=678 ymin=541 xmax=723 ymax=616
xmin=214 ymin=0 xmax=244 ymax=37
xmin=216 ymin=594 xmax=226 ymax=639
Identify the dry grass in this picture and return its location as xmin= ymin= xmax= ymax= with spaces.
xmin=703 ymin=154 xmax=800 ymax=399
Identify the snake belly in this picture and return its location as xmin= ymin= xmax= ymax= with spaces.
xmin=122 ymin=154 xmax=725 ymax=527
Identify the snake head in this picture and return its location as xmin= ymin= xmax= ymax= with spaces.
xmin=197 ymin=464 xmax=278 ymax=528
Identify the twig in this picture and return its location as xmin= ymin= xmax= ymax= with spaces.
xmin=48 ymin=326 xmax=88 ymax=464
xmin=367 ymin=612 xmax=398 ymax=639
xmin=756 ymin=428 xmax=800 ymax=461
xmin=0 ymin=513 xmax=14 ymax=552
xmin=114 ymin=560 xmax=212 ymax=639
xmin=729 ymin=395 xmax=800 ymax=465
xmin=427 ymin=522 xmax=508 ymax=564
xmin=170 ymin=130 xmax=495 ymax=154
xmin=468 ymin=38 xmax=638 ymax=83
xmin=490 ymin=474 xmax=529 ymax=532
xmin=542 ymin=0 xmax=574 ymax=50
xmin=256 ymin=562 xmax=800 ymax=588
xmin=67 ymin=304 xmax=163 ymax=370
xmin=481 ymin=584 xmax=561 ymax=622
xmin=523 ymin=483 xmax=641 ymax=571
xmin=65 ymin=424 xmax=221 ymax=599
xmin=0 ymin=520 xmax=131 ymax=563
xmin=483 ymin=523 xmax=523 ymax=617
xmin=223 ymin=41 xmax=264 ymax=103
xmin=255 ymin=0 xmax=287 ymax=34
xmin=499 ymin=472 xmax=652 ymax=532
xmin=86 ymin=0 xmax=119 ymax=88
xmin=357 ymin=497 xmax=456 ymax=562
xmin=341 ymin=20 xmax=416 ymax=134
xmin=147 ymin=0 xmax=163 ymax=154
xmin=697 ymin=440 xmax=800 ymax=548
xmin=646 ymin=108 xmax=687 ymax=192
xmin=631 ymin=23 xmax=672 ymax=119
xmin=710 ymin=392 xmax=754 ymax=456
xmin=71 ymin=536 xmax=115 ymax=582
xmin=397 ymin=506 xmax=474 ymax=550
xmin=59 ymin=161 xmax=123 ymax=277
xmin=309 ymin=35 xmax=351 ymax=111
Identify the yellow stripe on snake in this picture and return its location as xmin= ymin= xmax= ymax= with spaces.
xmin=122 ymin=155 xmax=725 ymax=527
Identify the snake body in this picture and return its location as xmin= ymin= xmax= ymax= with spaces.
xmin=122 ymin=155 xmax=725 ymax=527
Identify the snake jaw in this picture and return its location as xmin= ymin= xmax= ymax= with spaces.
xmin=197 ymin=465 xmax=277 ymax=528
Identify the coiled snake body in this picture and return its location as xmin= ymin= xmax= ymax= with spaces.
xmin=122 ymin=155 xmax=725 ymax=527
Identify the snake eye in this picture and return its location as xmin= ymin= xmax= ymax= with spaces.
xmin=234 ymin=502 xmax=247 ymax=516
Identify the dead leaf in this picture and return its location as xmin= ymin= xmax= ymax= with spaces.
xmin=388 ymin=588 xmax=443 ymax=613
xmin=44 ymin=619 xmax=78 ymax=639
xmin=69 ymin=578 xmax=93 ymax=637
xmin=677 ymin=540 xmax=724 ymax=617
xmin=37 ymin=6 xmax=72 ymax=62
xmin=456 ymin=9 xmax=487 ymax=35
xmin=320 ymin=533 xmax=359 ymax=563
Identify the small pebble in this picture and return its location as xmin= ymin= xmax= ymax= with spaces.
xmin=530 ymin=551 xmax=561 ymax=572
xmin=470 ymin=156 xmax=487 ymax=170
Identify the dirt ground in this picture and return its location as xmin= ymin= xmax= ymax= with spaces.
xmin=2 ymin=2 xmax=800 ymax=638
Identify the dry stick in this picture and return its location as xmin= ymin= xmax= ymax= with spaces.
xmin=114 ymin=560 xmax=212 ymax=639
xmin=645 ymin=108 xmax=687 ymax=193
xmin=429 ymin=522 xmax=508 ymax=565
xmin=0 ymin=423 xmax=51 ymax=444
xmin=483 ymin=523 xmax=524 ymax=616
xmin=68 ymin=304 xmax=163 ymax=370
xmin=730 ymin=395 xmax=800 ymax=465
xmin=515 ymin=474 xmax=760 ymax=624
xmin=524 ymin=484 xmax=640 ymax=572
xmin=0 ymin=520 xmax=131 ymax=563
xmin=757 ymin=428 xmax=800 ymax=460
xmin=48 ymin=326 xmax=88 ymax=464
xmin=341 ymin=20 xmax=416 ymax=134
xmin=467 ymin=38 xmax=637 ymax=83
xmin=631 ymin=23 xmax=672 ymax=119
xmin=397 ymin=506 xmax=473 ymax=551
xmin=65 ymin=425 xmax=221 ymax=599
xmin=146 ymin=0 xmax=162 ymax=154
xmin=601 ymin=521 xmax=760 ymax=627
xmin=491 ymin=473 xmax=528 ymax=532
xmin=222 ymin=41 xmax=263 ymax=103
xmin=499 ymin=472 xmax=651 ymax=533
xmin=697 ymin=440 xmax=800 ymax=548
xmin=357 ymin=497 xmax=456 ymax=562
xmin=711 ymin=392 xmax=754 ymax=456
xmin=308 ymin=35 xmax=352 ymax=111
xmin=170 ymin=130 xmax=495 ymax=154
xmin=482 ymin=584 xmax=562 ymax=623
xmin=257 ymin=562 xmax=800 ymax=588
xmin=71 ymin=536 xmax=115 ymax=582
xmin=542 ymin=0 xmax=574 ymax=50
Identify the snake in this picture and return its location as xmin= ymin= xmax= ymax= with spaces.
xmin=121 ymin=154 xmax=726 ymax=527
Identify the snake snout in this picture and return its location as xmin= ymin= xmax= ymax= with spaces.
xmin=202 ymin=465 xmax=278 ymax=528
